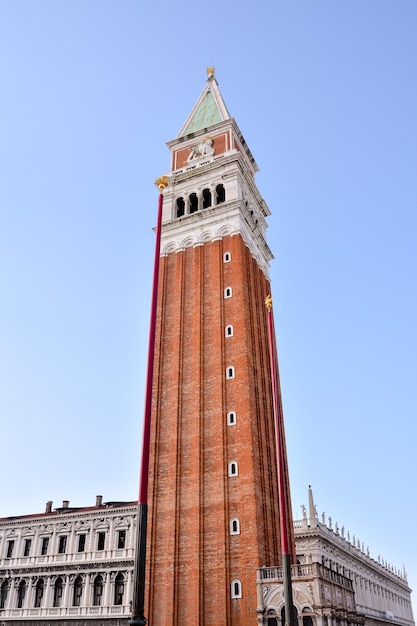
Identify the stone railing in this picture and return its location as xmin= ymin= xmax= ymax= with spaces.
xmin=1 ymin=604 xmax=130 ymax=620
xmin=258 ymin=563 xmax=313 ymax=581
xmin=257 ymin=562 xmax=353 ymax=591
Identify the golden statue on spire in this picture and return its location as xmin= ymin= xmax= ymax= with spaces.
xmin=207 ymin=66 xmax=215 ymax=78
xmin=155 ymin=175 xmax=169 ymax=192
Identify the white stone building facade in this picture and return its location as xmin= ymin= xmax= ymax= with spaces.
xmin=0 ymin=497 xmax=135 ymax=626
xmin=256 ymin=489 xmax=414 ymax=626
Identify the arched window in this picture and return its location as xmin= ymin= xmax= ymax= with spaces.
xmin=231 ymin=579 xmax=242 ymax=599
xmin=302 ymin=607 xmax=314 ymax=626
xmin=53 ymin=577 xmax=64 ymax=608
xmin=223 ymin=251 xmax=231 ymax=262
xmin=17 ymin=580 xmax=26 ymax=609
xmin=226 ymin=366 xmax=235 ymax=380
xmin=73 ymin=576 xmax=83 ymax=607
xmin=93 ymin=575 xmax=104 ymax=606
xmin=0 ymin=580 xmax=9 ymax=609
xmin=202 ymin=188 xmax=212 ymax=209
xmin=114 ymin=573 xmax=125 ymax=606
xmin=228 ymin=461 xmax=238 ymax=477
xmin=224 ymin=286 xmax=232 ymax=298
xmin=227 ymin=411 xmax=237 ymax=426
xmin=225 ymin=325 xmax=233 ymax=337
xmin=267 ymin=609 xmax=278 ymax=626
xmin=189 ymin=192 xmax=198 ymax=214
xmin=176 ymin=197 xmax=185 ymax=218
xmin=230 ymin=518 xmax=240 ymax=535
xmin=216 ymin=184 xmax=226 ymax=204
xmin=34 ymin=579 xmax=44 ymax=608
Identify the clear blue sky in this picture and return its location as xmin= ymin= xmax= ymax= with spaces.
xmin=1 ymin=0 xmax=416 ymax=608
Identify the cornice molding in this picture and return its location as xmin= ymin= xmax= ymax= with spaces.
xmin=0 ymin=506 xmax=137 ymax=530
xmin=160 ymin=207 xmax=272 ymax=276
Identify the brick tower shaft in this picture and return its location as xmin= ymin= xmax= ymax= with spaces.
xmin=144 ymin=72 xmax=294 ymax=625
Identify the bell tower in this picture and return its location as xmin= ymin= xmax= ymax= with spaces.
xmin=145 ymin=70 xmax=294 ymax=625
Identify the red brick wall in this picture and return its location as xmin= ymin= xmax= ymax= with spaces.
xmin=146 ymin=235 xmax=294 ymax=625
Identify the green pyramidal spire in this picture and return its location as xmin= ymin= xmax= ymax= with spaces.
xmin=178 ymin=69 xmax=231 ymax=138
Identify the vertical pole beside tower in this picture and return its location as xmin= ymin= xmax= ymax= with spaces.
xmin=265 ymin=295 xmax=296 ymax=626
xmin=130 ymin=176 xmax=168 ymax=626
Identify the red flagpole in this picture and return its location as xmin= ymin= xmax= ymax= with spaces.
xmin=265 ymin=294 xmax=295 ymax=626
xmin=131 ymin=176 xmax=168 ymax=626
